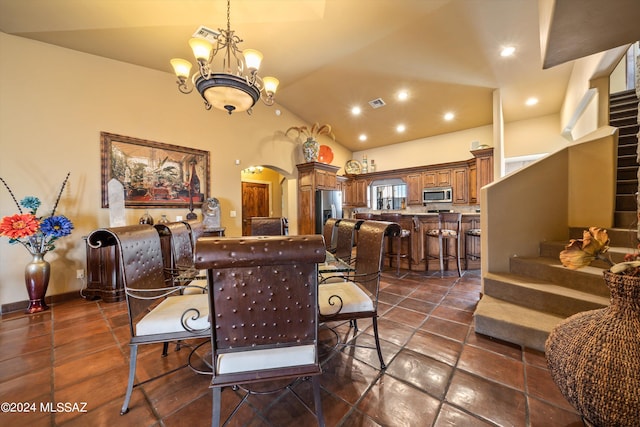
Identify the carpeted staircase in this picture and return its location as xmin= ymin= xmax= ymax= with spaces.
xmin=474 ymin=227 xmax=637 ymax=352
xmin=612 ymin=89 xmax=639 ymax=228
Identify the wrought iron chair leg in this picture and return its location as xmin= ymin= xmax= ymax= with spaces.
xmin=372 ymin=316 xmax=386 ymax=370
xmin=312 ymin=375 xmax=326 ymax=427
xmin=120 ymin=344 xmax=138 ymax=415
xmin=212 ymin=387 xmax=222 ymax=427
xmin=162 ymin=342 xmax=169 ymax=357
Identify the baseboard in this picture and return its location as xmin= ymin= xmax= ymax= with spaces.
xmin=1 ymin=291 xmax=83 ymax=315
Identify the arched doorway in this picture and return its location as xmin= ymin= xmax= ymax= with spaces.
xmin=240 ymin=165 xmax=288 ymax=236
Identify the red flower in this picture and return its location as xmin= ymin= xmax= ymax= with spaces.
xmin=0 ymin=214 xmax=40 ymax=239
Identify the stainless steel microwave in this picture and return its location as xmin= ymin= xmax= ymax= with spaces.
xmin=423 ymin=187 xmax=453 ymax=203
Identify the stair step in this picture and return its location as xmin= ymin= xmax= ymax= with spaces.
xmin=483 ymin=272 xmax=609 ymax=317
xmin=617 ymin=155 xmax=639 ymax=167
xmin=618 ymin=144 xmax=636 ymax=157
xmin=539 ymin=240 xmax=634 ymax=265
xmin=610 ymin=106 xmax=638 ymax=116
xmin=614 ymin=211 xmax=638 ymax=229
xmin=617 ymin=167 xmax=638 ymax=180
xmin=474 ymin=295 xmax=564 ymax=352
xmin=617 ymin=180 xmax=638 ymax=194
xmin=610 ymin=89 xmax=638 ymax=101
xmin=617 ymin=124 xmax=640 ymax=136
xmin=616 ymin=194 xmax=637 ymax=211
xmin=509 ymin=256 xmax=610 ymax=297
xmin=568 ymin=227 xmax=639 ymax=245
xmin=610 ymin=116 xmax=639 ymax=127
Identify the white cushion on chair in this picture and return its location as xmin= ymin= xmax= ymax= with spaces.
xmin=136 ymin=293 xmax=210 ymax=336
xmin=217 ymin=344 xmax=316 ymax=374
xmin=318 ymin=281 xmax=374 ymax=315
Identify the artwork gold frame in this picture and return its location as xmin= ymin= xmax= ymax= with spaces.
xmin=100 ymin=132 xmax=209 ymax=208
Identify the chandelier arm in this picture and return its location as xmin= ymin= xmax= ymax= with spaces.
xmin=177 ymin=78 xmax=193 ymax=94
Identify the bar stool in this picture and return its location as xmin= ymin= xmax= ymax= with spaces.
xmin=424 ymin=212 xmax=462 ymax=276
xmin=381 ymin=213 xmax=413 ymax=276
xmin=465 ymin=218 xmax=481 ymax=269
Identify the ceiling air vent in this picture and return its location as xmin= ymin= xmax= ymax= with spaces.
xmin=368 ymin=98 xmax=386 ymax=109
xmin=192 ymin=26 xmax=220 ymax=42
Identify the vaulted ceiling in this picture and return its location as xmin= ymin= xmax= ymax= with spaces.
xmin=1 ymin=0 xmax=639 ymax=151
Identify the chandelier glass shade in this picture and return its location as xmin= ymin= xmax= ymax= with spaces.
xmin=170 ymin=0 xmax=279 ymax=115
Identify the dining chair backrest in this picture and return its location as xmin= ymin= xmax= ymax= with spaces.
xmin=194 ymin=235 xmax=326 ymax=387
xmin=322 ymin=217 xmax=341 ymax=252
xmin=352 ymin=220 xmax=401 ymax=294
xmin=182 ymin=219 xmax=204 ymax=248
xmin=333 ymin=218 xmax=364 ymax=262
xmin=250 ymin=216 xmax=285 ymax=236
xmin=154 ymin=221 xmax=194 ymax=271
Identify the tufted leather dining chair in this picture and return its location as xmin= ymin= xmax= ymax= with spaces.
xmin=194 ymin=235 xmax=326 ymax=427
xmin=182 ymin=219 xmax=204 ymax=248
xmin=318 ymin=220 xmax=401 ymax=369
xmin=154 ymin=221 xmax=207 ymax=355
xmin=322 ymin=217 xmax=341 ymax=253
xmin=86 ymin=225 xmax=211 ymax=416
xmin=333 ymin=218 xmax=364 ymax=265
xmin=250 ymin=216 xmax=286 ymax=236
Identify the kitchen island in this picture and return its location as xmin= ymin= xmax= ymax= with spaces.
xmin=354 ymin=211 xmax=480 ymax=272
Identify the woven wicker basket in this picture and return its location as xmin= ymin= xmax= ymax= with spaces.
xmin=545 ymin=271 xmax=640 ymax=426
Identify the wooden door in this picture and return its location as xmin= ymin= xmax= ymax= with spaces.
xmin=242 ymin=182 xmax=269 ymax=235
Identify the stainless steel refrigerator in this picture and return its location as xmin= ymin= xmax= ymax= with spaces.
xmin=315 ymin=189 xmax=343 ymax=234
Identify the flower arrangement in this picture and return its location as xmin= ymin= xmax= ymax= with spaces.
xmin=559 ymin=226 xmax=640 ymax=275
xmin=0 ymin=173 xmax=74 ymax=255
xmin=285 ymin=122 xmax=335 ymax=141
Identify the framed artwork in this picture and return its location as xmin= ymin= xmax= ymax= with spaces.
xmin=100 ymin=132 xmax=210 ymax=208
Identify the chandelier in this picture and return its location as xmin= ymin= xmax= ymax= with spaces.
xmin=170 ymin=0 xmax=279 ymax=115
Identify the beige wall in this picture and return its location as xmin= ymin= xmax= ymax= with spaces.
xmin=483 ymin=127 xmax=617 ymax=273
xmin=353 ymin=114 xmax=568 ymax=172
xmin=0 ymin=33 xmax=352 ymax=307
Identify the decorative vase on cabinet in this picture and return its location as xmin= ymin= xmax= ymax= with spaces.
xmin=302 ymin=138 xmax=319 ymax=162
xmin=545 ymin=270 xmax=640 ymax=426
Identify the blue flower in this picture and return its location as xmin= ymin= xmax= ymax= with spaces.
xmin=20 ymin=196 xmax=41 ymax=212
xmin=40 ymin=215 xmax=74 ymax=238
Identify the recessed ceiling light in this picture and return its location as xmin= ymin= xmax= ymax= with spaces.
xmin=525 ymin=97 xmax=539 ymax=106
xmin=501 ymin=46 xmax=516 ymax=57
xmin=359 ymin=134 xmax=367 ymax=141
xmin=397 ymin=90 xmax=409 ymax=101
xmin=396 ymin=124 xmax=406 ymax=133
xmin=444 ymin=112 xmax=455 ymax=121
xmin=351 ymin=106 xmax=361 ymax=115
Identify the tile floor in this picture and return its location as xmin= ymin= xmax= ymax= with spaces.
xmin=0 ymin=269 xmax=584 ymax=427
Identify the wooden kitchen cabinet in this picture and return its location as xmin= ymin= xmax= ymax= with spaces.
xmin=343 ymin=177 xmax=368 ymax=207
xmin=423 ymin=169 xmax=451 ymax=187
xmin=468 ymin=162 xmax=478 ymax=203
xmin=406 ymin=172 xmax=423 ymax=205
xmin=471 ymin=147 xmax=494 ymax=202
xmin=296 ymin=162 xmax=340 ymax=235
xmin=452 ymin=167 xmax=468 ymax=204
xmin=315 ymin=168 xmax=338 ymax=190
